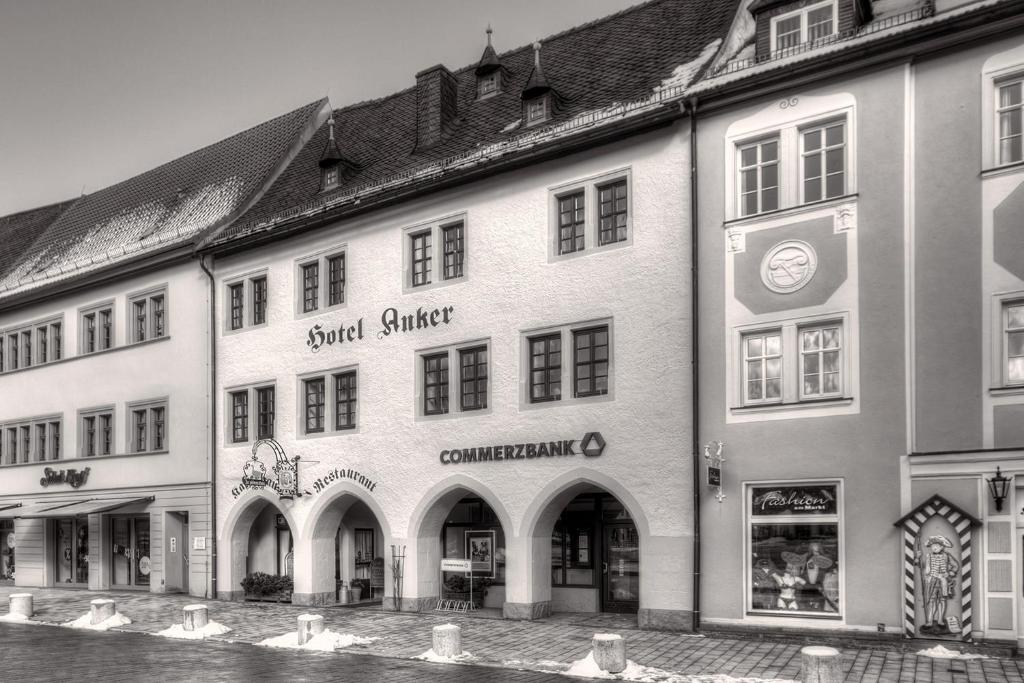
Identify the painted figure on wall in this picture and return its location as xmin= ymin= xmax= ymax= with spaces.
xmin=916 ymin=534 xmax=959 ymax=635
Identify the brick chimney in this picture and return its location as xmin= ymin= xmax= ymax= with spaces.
xmin=415 ymin=64 xmax=458 ymax=150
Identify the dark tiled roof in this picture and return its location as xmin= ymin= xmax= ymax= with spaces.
xmin=220 ymin=0 xmax=740 ymax=241
xmin=0 ymin=199 xmax=77 ymax=282
xmin=0 ymin=98 xmax=326 ymax=296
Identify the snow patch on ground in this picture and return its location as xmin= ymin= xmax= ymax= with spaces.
xmin=0 ymin=612 xmax=32 ymax=622
xmin=257 ymin=629 xmax=376 ymax=652
xmin=156 ymin=621 xmax=233 ymax=640
xmin=657 ymin=39 xmax=723 ymax=91
xmin=62 ymin=612 xmax=131 ymax=630
xmin=916 ymin=645 xmax=988 ymax=660
xmin=560 ymin=653 xmax=795 ymax=682
xmin=414 ymin=648 xmax=478 ymax=663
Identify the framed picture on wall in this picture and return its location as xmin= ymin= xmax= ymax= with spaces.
xmin=465 ymin=530 xmax=495 ymax=577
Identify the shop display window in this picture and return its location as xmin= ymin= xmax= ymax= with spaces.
xmin=55 ymin=518 xmax=89 ymax=585
xmin=0 ymin=519 xmax=14 ymax=581
xmin=552 ymin=496 xmax=597 ymax=586
xmin=747 ymin=482 xmax=841 ymax=618
xmin=441 ymin=497 xmax=505 ymax=583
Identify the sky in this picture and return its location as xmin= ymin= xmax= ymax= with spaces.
xmin=0 ymin=0 xmax=641 ymax=216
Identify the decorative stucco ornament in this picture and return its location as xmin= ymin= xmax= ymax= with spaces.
xmin=760 ymin=240 xmax=818 ymax=294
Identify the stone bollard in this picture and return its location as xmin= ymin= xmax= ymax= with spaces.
xmin=9 ymin=593 xmax=33 ymax=618
xmin=297 ymin=614 xmax=325 ymax=645
xmin=182 ymin=604 xmax=209 ymax=632
xmin=90 ymin=599 xmax=116 ymax=625
xmin=800 ymin=646 xmax=843 ymax=683
xmin=592 ymin=633 xmax=627 ymax=674
xmin=432 ymin=623 xmax=462 ymax=657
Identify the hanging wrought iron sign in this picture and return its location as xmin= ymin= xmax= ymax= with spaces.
xmin=703 ymin=441 xmax=725 ymax=503
xmin=231 ymin=439 xmax=302 ymax=500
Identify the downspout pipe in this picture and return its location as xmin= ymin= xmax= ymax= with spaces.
xmin=684 ymin=96 xmax=701 ymax=632
xmin=199 ymin=254 xmax=218 ymax=599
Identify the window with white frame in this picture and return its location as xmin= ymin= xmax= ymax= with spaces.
xmin=998 ymin=78 xmax=1023 ymax=165
xmin=225 ymin=383 xmax=275 ymax=444
xmin=403 ymin=215 xmax=467 ymax=291
xmin=295 ymin=248 xmax=347 ymax=315
xmin=80 ymin=303 xmax=114 ymax=354
xmin=128 ymin=288 xmax=167 ymax=343
xmin=299 ymin=368 xmax=358 ymax=435
xmin=748 ymin=481 xmax=841 ymax=617
xmin=738 ymin=317 xmax=849 ymax=408
xmin=80 ymin=408 xmax=114 ymax=457
xmin=524 ymin=320 xmax=613 ymax=406
xmin=0 ymin=317 xmax=61 ymax=372
xmin=739 ymin=138 xmax=780 ymax=217
xmin=417 ymin=341 xmax=489 ymax=418
xmin=1004 ymin=301 xmax=1024 ymax=385
xmin=224 ymin=271 xmax=269 ymax=331
xmin=129 ymin=400 xmax=167 ymax=453
xmin=801 ymin=121 xmax=846 ymax=203
xmin=733 ymin=115 xmax=850 ymax=219
xmin=549 ymin=170 xmax=632 ymax=258
xmin=770 ymin=1 xmax=837 ymax=53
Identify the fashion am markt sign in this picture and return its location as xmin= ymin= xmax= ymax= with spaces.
xmin=40 ymin=467 xmax=90 ymax=488
xmin=750 ymin=485 xmax=837 ymax=515
xmin=232 ymin=439 xmax=302 ymax=500
xmin=439 ymin=432 xmax=606 ymax=465
xmin=307 ymin=305 xmax=455 ymax=352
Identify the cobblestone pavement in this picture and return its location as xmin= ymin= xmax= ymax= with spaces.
xmin=0 ymin=622 xmax=567 ymax=682
xmin=2 ymin=586 xmax=1024 ymax=682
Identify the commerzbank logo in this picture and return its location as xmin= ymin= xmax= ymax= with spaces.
xmin=439 ymin=432 xmax=606 ymax=465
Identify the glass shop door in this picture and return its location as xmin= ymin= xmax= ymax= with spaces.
xmin=602 ymin=522 xmax=639 ymax=613
xmin=111 ymin=516 xmax=151 ymax=588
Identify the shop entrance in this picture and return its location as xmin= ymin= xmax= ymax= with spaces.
xmin=54 ymin=517 xmax=89 ymax=586
xmin=111 ymin=516 xmax=151 ymax=588
xmin=547 ymin=491 xmax=640 ymax=615
xmin=602 ymin=522 xmax=640 ymax=613
xmin=1 ymin=519 xmax=14 ymax=583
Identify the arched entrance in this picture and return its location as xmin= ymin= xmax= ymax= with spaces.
xmin=522 ymin=471 xmax=651 ymax=619
xmin=222 ymin=492 xmax=297 ymax=602
xmin=410 ymin=477 xmax=513 ymax=613
xmin=299 ymin=484 xmax=391 ymax=607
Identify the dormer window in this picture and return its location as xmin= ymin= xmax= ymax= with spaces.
xmin=478 ymin=72 xmax=500 ymax=99
xmin=771 ymin=0 xmax=836 ymax=52
xmin=526 ymin=96 xmax=549 ymax=126
xmin=322 ymin=164 xmax=339 ymax=191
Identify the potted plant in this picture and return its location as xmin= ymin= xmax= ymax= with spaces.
xmin=241 ymin=572 xmax=293 ymax=602
xmin=443 ymin=575 xmax=491 ymax=607
xmin=350 ymin=577 xmax=369 ymax=602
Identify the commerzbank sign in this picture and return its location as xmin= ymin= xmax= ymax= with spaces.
xmin=439 ymin=432 xmax=606 ymax=465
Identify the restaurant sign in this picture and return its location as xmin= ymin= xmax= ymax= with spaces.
xmin=40 ymin=467 xmax=90 ymax=489
xmin=231 ymin=439 xmax=302 ymax=500
xmin=750 ymin=484 xmax=837 ymax=515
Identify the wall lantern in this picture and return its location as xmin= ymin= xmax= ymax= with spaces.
xmin=987 ymin=466 xmax=1010 ymax=513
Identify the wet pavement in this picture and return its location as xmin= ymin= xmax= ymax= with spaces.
xmin=2 ymin=586 xmax=1024 ymax=681
xmin=0 ymin=622 xmax=567 ymax=682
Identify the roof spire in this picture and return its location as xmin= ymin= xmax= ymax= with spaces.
xmin=522 ymin=41 xmax=552 ymax=100
xmin=475 ymin=25 xmax=502 ymax=76
xmin=328 ymin=115 xmax=336 ymax=143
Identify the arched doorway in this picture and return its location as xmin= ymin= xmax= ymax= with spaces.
xmin=301 ymin=486 xmax=391 ymax=607
xmin=223 ymin=493 xmax=296 ymax=603
xmin=551 ymin=492 xmax=639 ymax=613
xmin=522 ymin=472 xmax=650 ymax=619
xmin=410 ymin=478 xmax=513 ymax=612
